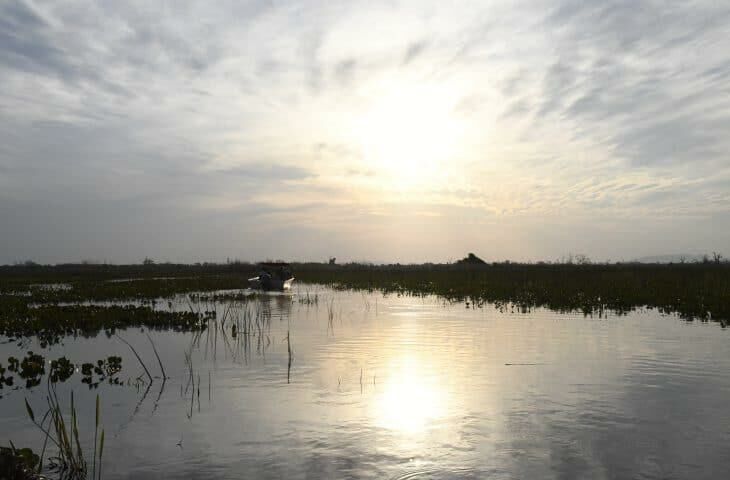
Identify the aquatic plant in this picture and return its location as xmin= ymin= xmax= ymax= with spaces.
xmin=49 ymin=357 xmax=74 ymax=383
xmin=1 ymin=354 xmax=124 ymax=395
xmin=24 ymin=389 xmax=105 ymax=480
xmin=297 ymin=262 xmax=730 ymax=324
xmin=0 ymin=305 xmax=205 ymax=348
xmin=286 ymin=330 xmax=293 ymax=384
xmin=92 ymin=395 xmax=102 ymax=480
xmin=2 ymin=261 xmax=729 ymax=325
xmin=0 ymin=361 xmax=15 ymax=390
xmin=298 ymin=290 xmax=319 ymax=305
xmin=0 ymin=444 xmax=39 ymax=479
xmin=80 ymin=357 xmax=123 ymax=388
xmin=146 ymin=333 xmax=167 ymax=379
xmin=19 ymin=352 xmax=45 ymax=388
xmin=0 ymin=352 xmax=47 ymax=389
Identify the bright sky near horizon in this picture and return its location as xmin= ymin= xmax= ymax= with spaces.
xmin=1 ymin=0 xmax=729 ymax=264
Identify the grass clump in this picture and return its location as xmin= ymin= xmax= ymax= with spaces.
xmin=24 ymin=391 xmax=105 ymax=480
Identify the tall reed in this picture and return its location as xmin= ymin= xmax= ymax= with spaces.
xmin=24 ymin=388 xmax=105 ymax=479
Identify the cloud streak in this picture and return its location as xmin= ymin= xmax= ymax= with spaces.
xmin=1 ymin=0 xmax=729 ymax=263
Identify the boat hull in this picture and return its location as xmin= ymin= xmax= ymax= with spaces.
xmin=248 ymin=276 xmax=294 ymax=291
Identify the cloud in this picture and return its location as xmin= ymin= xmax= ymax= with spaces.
xmin=0 ymin=1 xmax=69 ymax=77
xmin=530 ymin=0 xmax=730 ymax=169
xmin=1 ymin=0 xmax=729 ymax=262
xmin=214 ymin=163 xmax=315 ymax=181
xmin=402 ymin=40 xmax=429 ymax=65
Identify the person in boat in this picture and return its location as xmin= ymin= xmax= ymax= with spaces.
xmin=259 ymin=270 xmax=273 ymax=289
xmin=251 ymin=263 xmax=294 ymax=290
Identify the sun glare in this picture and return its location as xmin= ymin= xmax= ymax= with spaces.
xmin=373 ymin=355 xmax=448 ymax=433
xmin=355 ymin=86 xmax=462 ymax=189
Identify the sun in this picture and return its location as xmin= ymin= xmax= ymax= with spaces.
xmin=355 ymin=85 xmax=462 ymax=189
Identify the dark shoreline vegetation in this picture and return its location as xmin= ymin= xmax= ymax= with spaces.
xmin=302 ymin=262 xmax=730 ymax=325
xmin=1 ymin=260 xmax=729 ymax=338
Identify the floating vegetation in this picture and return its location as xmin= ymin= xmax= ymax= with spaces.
xmin=1 ymin=353 xmax=124 ymax=395
xmin=0 ymin=362 xmax=14 ymax=389
xmin=49 ymin=357 xmax=75 ymax=384
xmin=0 ymin=305 xmax=205 ymax=348
xmin=1 ymin=352 xmax=46 ymax=389
xmin=81 ymin=357 xmax=123 ymax=388
xmin=18 ymin=352 xmax=45 ymax=388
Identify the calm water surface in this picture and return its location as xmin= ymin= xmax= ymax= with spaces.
xmin=2 ymin=286 xmax=729 ymax=479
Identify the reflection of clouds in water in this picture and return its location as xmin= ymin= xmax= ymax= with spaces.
xmin=496 ymin=353 xmax=730 ymax=480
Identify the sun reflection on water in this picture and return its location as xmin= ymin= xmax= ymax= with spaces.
xmin=373 ymin=354 xmax=448 ymax=434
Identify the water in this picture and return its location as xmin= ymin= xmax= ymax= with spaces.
xmin=2 ymin=286 xmax=730 ymax=479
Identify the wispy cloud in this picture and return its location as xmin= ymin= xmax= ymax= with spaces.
xmin=1 ymin=0 xmax=729 ymax=263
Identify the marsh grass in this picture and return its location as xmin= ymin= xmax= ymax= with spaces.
xmin=24 ymin=387 xmax=105 ymax=480
xmin=3 ymin=261 xmax=728 ymax=331
xmin=298 ymin=290 xmax=319 ymax=305
xmin=298 ymin=262 xmax=730 ymax=324
xmin=326 ymin=298 xmax=335 ymax=334
xmin=286 ymin=330 xmax=293 ymax=384
xmin=145 ymin=333 xmax=167 ymax=379
xmin=115 ymin=335 xmax=153 ymax=383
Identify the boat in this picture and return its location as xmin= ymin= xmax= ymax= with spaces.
xmin=248 ymin=263 xmax=295 ymax=291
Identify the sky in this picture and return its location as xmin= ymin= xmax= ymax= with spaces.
xmin=1 ymin=0 xmax=729 ymax=264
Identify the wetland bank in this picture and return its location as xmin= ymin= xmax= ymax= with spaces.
xmin=1 ymin=261 xmax=730 ymax=479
